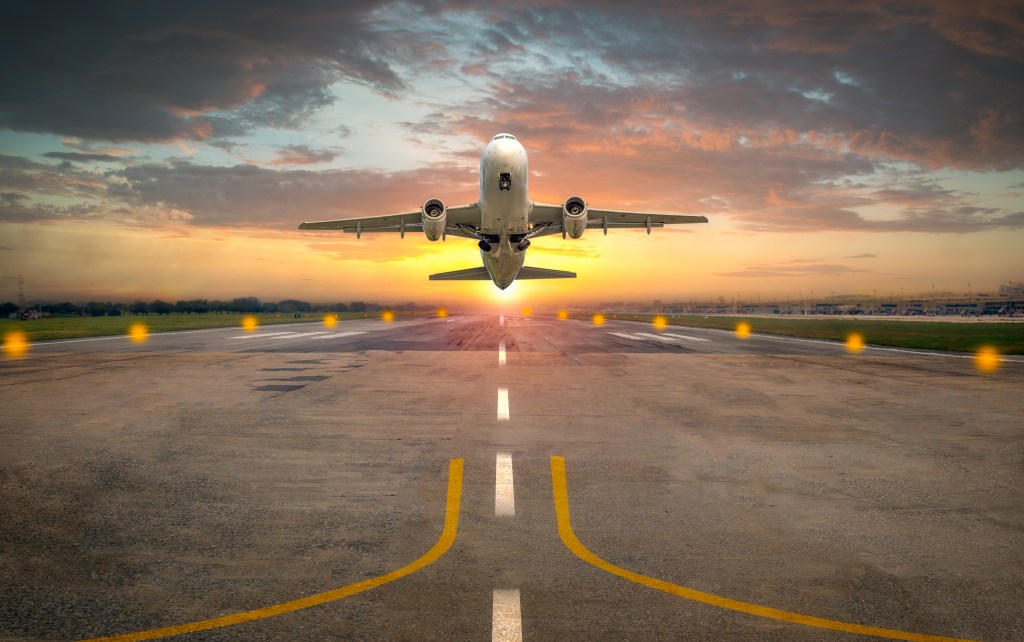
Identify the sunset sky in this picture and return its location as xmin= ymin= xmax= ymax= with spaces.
xmin=1 ymin=1 xmax=1022 ymax=307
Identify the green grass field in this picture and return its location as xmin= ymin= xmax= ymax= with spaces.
xmin=0 ymin=311 xmax=422 ymax=343
xmin=591 ymin=313 xmax=1024 ymax=354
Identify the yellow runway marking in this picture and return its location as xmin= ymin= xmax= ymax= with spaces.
xmin=81 ymin=459 xmax=464 ymax=642
xmin=550 ymin=456 xmax=977 ymax=642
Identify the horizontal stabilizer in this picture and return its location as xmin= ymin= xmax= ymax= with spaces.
xmin=429 ymin=267 xmax=491 ymax=280
xmin=517 ymin=266 xmax=576 ymax=279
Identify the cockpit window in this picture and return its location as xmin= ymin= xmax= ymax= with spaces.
xmin=492 ymin=133 xmax=517 ymax=141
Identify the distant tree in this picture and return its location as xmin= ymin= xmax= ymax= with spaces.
xmin=0 ymin=301 xmax=17 ymax=317
xmin=278 ymin=299 xmax=311 ymax=313
xmin=231 ymin=297 xmax=261 ymax=313
xmin=150 ymin=299 xmax=173 ymax=315
xmin=260 ymin=301 xmax=278 ymax=313
xmin=85 ymin=301 xmax=119 ymax=316
xmin=48 ymin=301 xmax=78 ymax=315
xmin=334 ymin=302 xmax=348 ymax=313
xmin=130 ymin=300 xmax=149 ymax=315
xmin=349 ymin=301 xmax=367 ymax=313
xmin=175 ymin=299 xmax=210 ymax=314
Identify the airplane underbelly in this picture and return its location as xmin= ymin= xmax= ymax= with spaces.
xmin=480 ymin=142 xmax=530 ymax=235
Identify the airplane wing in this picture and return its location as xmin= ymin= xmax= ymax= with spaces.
xmin=299 ymin=203 xmax=482 ymax=237
xmin=528 ymin=203 xmax=707 ymax=236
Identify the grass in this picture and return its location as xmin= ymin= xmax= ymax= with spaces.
xmin=585 ymin=313 xmax=1024 ymax=354
xmin=0 ymin=311 xmax=423 ymax=343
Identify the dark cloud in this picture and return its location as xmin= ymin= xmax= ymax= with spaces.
xmin=43 ymin=152 xmax=129 ymax=163
xmin=105 ymin=160 xmax=478 ymax=229
xmin=0 ymin=1 xmax=402 ymax=142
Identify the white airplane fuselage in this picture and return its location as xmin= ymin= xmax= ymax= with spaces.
xmin=477 ymin=133 xmax=531 ymax=289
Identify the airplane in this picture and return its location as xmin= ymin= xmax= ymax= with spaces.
xmin=299 ymin=133 xmax=708 ymax=289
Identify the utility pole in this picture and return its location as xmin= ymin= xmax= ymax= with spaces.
xmin=2 ymin=275 xmax=24 ymax=310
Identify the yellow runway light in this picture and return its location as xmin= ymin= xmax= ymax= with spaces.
xmin=381 ymin=309 xmax=395 ymax=323
xmin=974 ymin=346 xmax=1000 ymax=374
xmin=241 ymin=315 xmax=258 ymax=331
xmin=592 ymin=313 xmax=605 ymax=327
xmin=128 ymin=323 xmax=148 ymax=344
xmin=557 ymin=309 xmax=569 ymax=320
xmin=653 ymin=315 xmax=667 ymax=331
xmin=845 ymin=333 xmax=864 ymax=353
xmin=521 ymin=306 xmax=532 ymax=317
xmin=3 ymin=331 xmax=28 ymax=359
xmin=324 ymin=314 xmax=338 ymax=328
xmin=735 ymin=321 xmax=751 ymax=339
xmin=437 ymin=307 xmax=448 ymax=318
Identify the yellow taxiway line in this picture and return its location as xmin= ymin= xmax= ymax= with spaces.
xmin=81 ymin=459 xmax=464 ymax=642
xmin=551 ymin=456 xmax=977 ymax=642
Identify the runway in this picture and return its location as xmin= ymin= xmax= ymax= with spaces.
xmin=2 ymin=314 xmax=1022 ymax=641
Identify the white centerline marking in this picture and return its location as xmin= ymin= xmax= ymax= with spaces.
xmin=492 ymin=589 xmax=523 ymax=642
xmin=495 ymin=453 xmax=515 ymax=517
xmin=497 ymin=387 xmax=510 ymax=421
xmin=500 ymin=314 xmax=504 ymax=327
xmin=498 ymin=340 xmax=506 ymax=366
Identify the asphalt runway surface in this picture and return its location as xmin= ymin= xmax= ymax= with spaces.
xmin=2 ymin=314 xmax=1023 ymax=641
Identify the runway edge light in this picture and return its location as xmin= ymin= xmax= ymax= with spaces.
xmin=3 ymin=331 xmax=28 ymax=359
xmin=845 ymin=333 xmax=864 ymax=353
xmin=129 ymin=323 xmax=148 ymax=343
xmin=975 ymin=346 xmax=1001 ymax=374
xmin=735 ymin=321 xmax=751 ymax=339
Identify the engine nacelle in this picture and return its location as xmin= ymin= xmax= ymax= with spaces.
xmin=562 ymin=196 xmax=588 ymax=239
xmin=421 ymin=198 xmax=447 ymax=241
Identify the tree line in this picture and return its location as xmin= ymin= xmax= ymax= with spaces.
xmin=3 ymin=298 xmax=429 ymax=318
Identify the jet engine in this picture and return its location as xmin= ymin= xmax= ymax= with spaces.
xmin=562 ymin=196 xmax=588 ymax=239
xmin=422 ymin=198 xmax=447 ymax=241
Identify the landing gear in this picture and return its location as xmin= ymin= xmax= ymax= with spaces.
xmin=478 ymin=239 xmax=492 ymax=252
xmin=516 ymin=239 xmax=531 ymax=252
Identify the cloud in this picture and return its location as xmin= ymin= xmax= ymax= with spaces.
xmin=267 ymin=144 xmax=341 ymax=166
xmin=43 ymin=151 xmax=130 ymax=163
xmin=845 ymin=253 xmax=878 ymax=259
xmin=0 ymin=2 xmax=405 ymax=142
xmin=715 ymin=260 xmax=870 ymax=278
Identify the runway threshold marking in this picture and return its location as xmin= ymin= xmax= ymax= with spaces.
xmin=498 ymin=340 xmax=506 ymax=366
xmin=80 ymin=459 xmax=464 ymax=642
xmin=550 ymin=456 xmax=977 ymax=642
xmin=492 ymin=588 xmax=523 ymax=642
xmin=312 ymin=331 xmax=366 ymax=339
xmin=230 ymin=331 xmax=299 ymax=340
xmin=497 ymin=387 xmax=510 ymax=421
xmin=608 ymin=332 xmax=641 ymax=341
xmin=634 ymin=332 xmax=679 ymax=342
xmin=662 ymin=332 xmax=710 ymax=342
xmin=495 ymin=453 xmax=515 ymax=517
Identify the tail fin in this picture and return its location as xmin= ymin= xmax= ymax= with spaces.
xmin=429 ymin=266 xmax=576 ymax=281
